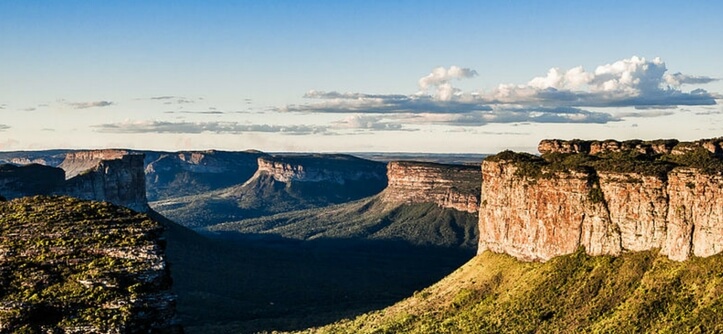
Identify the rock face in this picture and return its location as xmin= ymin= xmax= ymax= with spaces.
xmin=0 ymin=150 xmax=149 ymax=213
xmin=382 ymin=161 xmax=481 ymax=213
xmin=479 ymin=138 xmax=723 ymax=262
xmin=254 ymin=154 xmax=386 ymax=183
xmin=144 ymin=150 xmax=265 ymax=201
xmin=0 ymin=196 xmax=181 ymax=333
xmin=59 ymin=150 xmax=130 ymax=179
xmin=62 ymin=153 xmax=149 ymax=212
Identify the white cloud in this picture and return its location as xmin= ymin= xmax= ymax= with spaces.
xmin=418 ymin=66 xmax=478 ymax=101
xmin=94 ymin=120 xmax=329 ymax=135
xmin=285 ymin=57 xmax=718 ymax=127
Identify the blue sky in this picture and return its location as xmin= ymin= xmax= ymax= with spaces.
xmin=1 ymin=1 xmax=722 ymax=153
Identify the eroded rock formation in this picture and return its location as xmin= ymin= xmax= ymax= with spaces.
xmin=62 ymin=153 xmax=149 ymax=212
xmin=479 ymin=138 xmax=723 ymax=262
xmin=382 ymin=161 xmax=481 ymax=213
xmin=0 ymin=150 xmax=149 ymax=212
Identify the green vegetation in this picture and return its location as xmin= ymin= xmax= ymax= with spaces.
xmin=305 ymin=250 xmax=723 ymax=333
xmin=0 ymin=196 xmax=168 ymax=332
xmin=487 ymin=141 xmax=722 ymax=181
xmin=207 ymin=197 xmax=479 ymax=250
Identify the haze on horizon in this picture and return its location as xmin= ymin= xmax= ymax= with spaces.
xmin=1 ymin=1 xmax=722 ymax=154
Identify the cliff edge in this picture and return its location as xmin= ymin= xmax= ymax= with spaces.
xmin=0 ymin=196 xmax=181 ymax=332
xmin=381 ymin=161 xmax=481 ymax=213
xmin=479 ymin=138 xmax=723 ymax=261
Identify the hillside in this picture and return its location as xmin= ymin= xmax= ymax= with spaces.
xmin=305 ymin=250 xmax=723 ymax=333
xmin=208 ymin=198 xmax=479 ymax=250
xmin=143 ymin=150 xmax=266 ymax=202
xmin=153 ymin=154 xmax=387 ymax=228
xmin=0 ymin=196 xmax=180 ymax=332
xmin=207 ymin=160 xmax=481 ymax=250
xmin=155 ymin=209 xmax=472 ymax=333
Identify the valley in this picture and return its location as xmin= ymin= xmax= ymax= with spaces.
xmin=1 ymin=137 xmax=722 ymax=333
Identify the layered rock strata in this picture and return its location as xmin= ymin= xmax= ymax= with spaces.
xmin=479 ymin=139 xmax=723 ymax=262
xmin=382 ymin=161 xmax=481 ymax=213
xmin=62 ymin=153 xmax=149 ymax=212
xmin=254 ymin=154 xmax=387 ymax=184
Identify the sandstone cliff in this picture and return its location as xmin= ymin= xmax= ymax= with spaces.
xmin=479 ymin=138 xmax=723 ymax=261
xmin=60 ymin=152 xmax=149 ymax=212
xmin=0 ymin=196 xmax=181 ymax=333
xmin=0 ymin=150 xmax=149 ymax=213
xmin=381 ymin=161 xmax=481 ymax=213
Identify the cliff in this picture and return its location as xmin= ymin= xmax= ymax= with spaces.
xmin=1 ymin=150 xmax=149 ymax=212
xmin=0 ymin=196 xmax=181 ymax=333
xmin=60 ymin=152 xmax=149 ymax=212
xmin=381 ymin=161 xmax=481 ymax=213
xmin=152 ymin=154 xmax=388 ymax=228
xmin=479 ymin=138 xmax=723 ymax=262
xmin=144 ymin=150 xmax=265 ymax=201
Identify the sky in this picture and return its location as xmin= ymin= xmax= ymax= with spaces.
xmin=1 ymin=1 xmax=722 ymax=153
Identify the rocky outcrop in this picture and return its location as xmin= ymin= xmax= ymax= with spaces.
xmin=538 ymin=137 xmax=723 ymax=156
xmin=382 ymin=161 xmax=481 ymax=213
xmin=0 ymin=196 xmax=181 ymax=333
xmin=61 ymin=153 xmax=149 ymax=212
xmin=59 ymin=149 xmax=130 ymax=179
xmin=0 ymin=151 xmax=149 ymax=212
xmin=254 ymin=154 xmax=386 ymax=184
xmin=479 ymin=139 xmax=723 ymax=262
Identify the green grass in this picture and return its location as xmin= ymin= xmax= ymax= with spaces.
xmin=304 ymin=250 xmax=723 ymax=333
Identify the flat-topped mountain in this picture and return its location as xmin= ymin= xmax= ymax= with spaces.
xmin=1 ymin=150 xmax=149 ymax=212
xmin=0 ymin=196 xmax=180 ymax=332
xmin=209 ymin=160 xmax=481 ymax=250
xmin=153 ymin=154 xmax=388 ymax=228
xmin=143 ymin=150 xmax=266 ymax=202
xmin=479 ymin=137 xmax=723 ymax=262
xmin=382 ymin=161 xmax=480 ymax=213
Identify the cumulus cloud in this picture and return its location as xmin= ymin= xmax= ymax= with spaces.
xmin=497 ymin=56 xmax=717 ymax=107
xmin=289 ymin=57 xmax=718 ymax=127
xmin=418 ymin=66 xmax=478 ymax=101
xmin=68 ymin=101 xmax=114 ymax=109
xmin=94 ymin=120 xmax=329 ymax=135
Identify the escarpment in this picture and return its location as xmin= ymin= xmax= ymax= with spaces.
xmin=0 ymin=150 xmax=149 ymax=212
xmin=0 ymin=196 xmax=181 ymax=333
xmin=382 ymin=161 xmax=481 ymax=213
xmin=479 ymin=138 xmax=723 ymax=262
xmin=239 ymin=154 xmax=388 ymax=205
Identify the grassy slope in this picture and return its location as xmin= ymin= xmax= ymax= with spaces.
xmin=305 ymin=250 xmax=723 ymax=333
xmin=208 ymin=196 xmax=479 ymax=250
xmin=154 ymin=210 xmax=473 ymax=333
